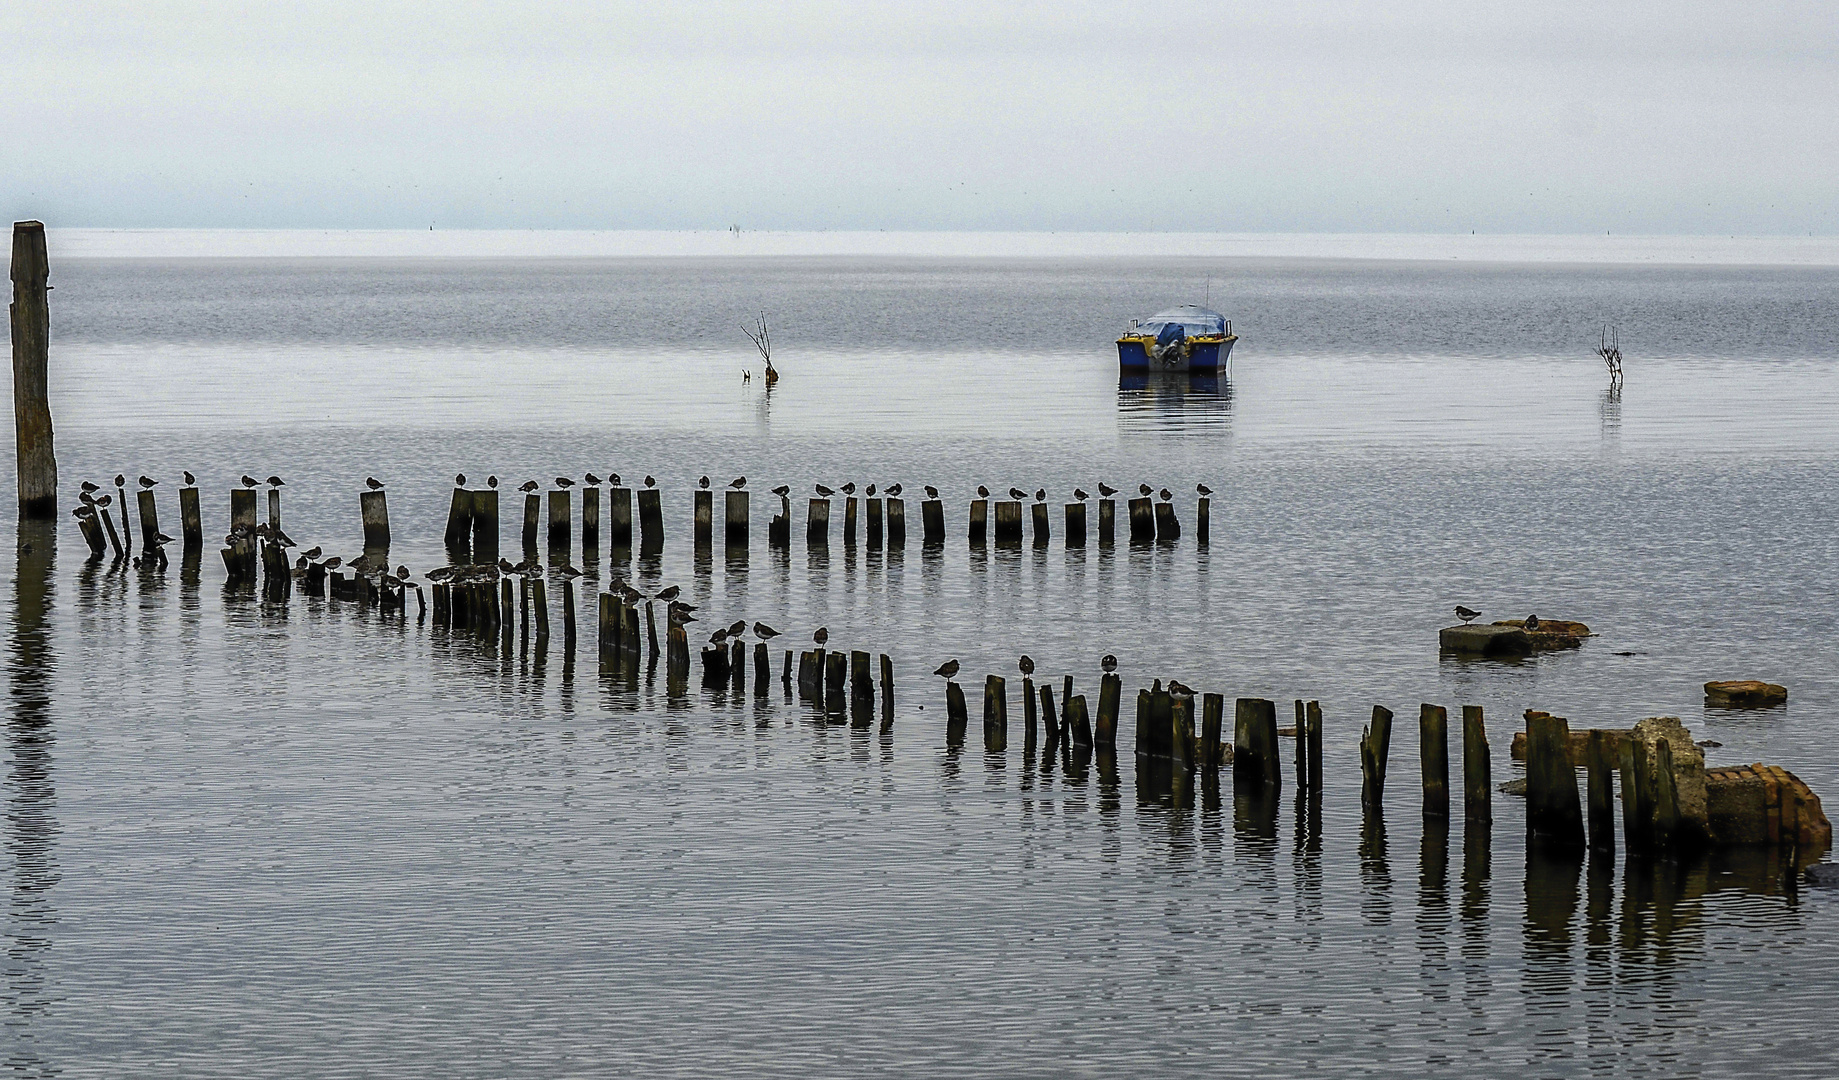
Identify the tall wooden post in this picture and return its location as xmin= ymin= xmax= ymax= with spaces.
xmin=1420 ymin=703 xmax=1449 ymax=819
xmin=10 ymin=221 xmax=55 ymax=517
xmin=1462 ymin=705 xmax=1491 ymax=824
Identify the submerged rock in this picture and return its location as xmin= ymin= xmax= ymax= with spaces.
xmin=1705 ymin=680 xmax=1788 ymax=708
xmin=1440 ymin=618 xmax=1590 ymax=658
xmin=1806 ymin=864 xmax=1839 ymax=888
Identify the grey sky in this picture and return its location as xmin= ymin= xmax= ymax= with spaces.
xmin=4 ymin=1 xmax=1835 ymax=233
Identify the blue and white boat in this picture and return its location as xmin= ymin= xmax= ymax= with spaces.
xmin=1117 ymin=305 xmax=1237 ymax=373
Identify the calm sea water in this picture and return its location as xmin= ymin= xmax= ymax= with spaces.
xmin=6 ymin=240 xmax=1839 ymax=1077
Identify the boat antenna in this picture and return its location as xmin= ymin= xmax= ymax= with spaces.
xmin=1206 ymin=274 xmax=1212 ymax=307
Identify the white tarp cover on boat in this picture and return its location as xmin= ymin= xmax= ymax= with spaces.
xmin=1136 ymin=306 xmax=1227 ymax=337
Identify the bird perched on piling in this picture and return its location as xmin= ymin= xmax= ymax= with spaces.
xmin=753 ymin=622 xmax=780 ymax=640
xmin=1074 ymin=488 xmax=1088 ymax=501
xmin=519 ymin=480 xmax=539 ymax=492
xmin=1196 ymin=483 xmax=1212 ymax=496
xmin=267 ymin=476 xmax=285 ymax=488
xmin=79 ymin=491 xmax=95 ymax=506
xmin=1019 ymin=655 xmax=1035 ymax=675
xmin=1034 ymin=488 xmax=1045 ymax=502
xmin=813 ymin=626 xmax=828 ymax=645
xmin=559 ymin=565 xmax=583 ymax=579
xmin=614 ymin=581 xmax=645 ymax=604
xmin=584 ymin=473 xmax=601 ymax=485
xmin=555 ymin=477 xmax=575 ymax=488
xmin=455 ymin=473 xmax=467 ymax=486
xmin=933 ymin=659 xmax=959 ymax=679
xmin=1138 ymin=484 xmax=1152 ymax=497
xmin=96 ymin=493 xmax=112 ymax=507
xmin=395 ymin=564 xmax=411 ymax=580
xmin=699 ymin=476 xmax=711 ymax=489
xmin=815 ymin=484 xmax=835 ymax=497
xmin=731 ymin=477 xmax=746 ymax=489
xmin=1454 ymin=606 xmax=1481 ymax=624
xmin=1101 ymin=654 xmax=1118 ymax=673
xmin=654 ymin=585 xmax=681 ymax=602
xmin=302 ymin=545 xmax=322 ymax=560
xmin=1158 ymin=488 xmax=1172 ymax=501
xmin=155 ymin=532 xmax=175 ymax=546
xmin=886 ymin=484 xmax=901 ymax=497
xmin=182 ymin=471 xmax=196 ymax=486
xmin=772 ymin=485 xmax=790 ymax=498
xmin=728 ymin=619 xmax=747 ymax=637
xmin=366 ymin=477 xmax=385 ymax=490
xmin=241 ymin=475 xmax=259 ymax=488
xmin=115 ymin=474 xmax=126 ymax=488
xmin=925 ymin=485 xmax=940 ymax=499
xmin=138 ymin=475 xmax=158 ymax=488
xmin=609 ymin=472 xmax=621 ymax=486
xmin=842 ymin=482 xmax=856 ymax=495
xmin=644 ymin=476 xmax=656 ymax=488
xmin=80 ymin=480 xmax=98 ymax=494
xmin=709 ymin=628 xmax=729 ymax=646
xmin=498 ymin=557 xmax=516 ymax=573
xmin=863 ymin=484 xmax=875 ymax=498
xmin=1007 ymin=487 xmax=1025 ymax=500
xmin=487 ymin=475 xmax=499 ymax=488
xmin=322 ymin=556 xmax=343 ymax=570
xmin=70 ymin=505 xmax=93 ymax=519
xmin=1525 ymin=614 xmax=1541 ymax=631
xmin=667 ymin=607 xmax=697 ymax=627
xmin=1098 ymin=483 xmax=1116 ymax=497
xmin=1169 ymin=680 xmax=1194 ymax=696
xmin=977 ymin=485 xmax=990 ymax=498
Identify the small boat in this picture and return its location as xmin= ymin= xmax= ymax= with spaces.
xmin=1117 ymin=305 xmax=1237 ymax=373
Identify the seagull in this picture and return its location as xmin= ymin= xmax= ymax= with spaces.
xmin=924 ymin=485 xmax=939 ymax=499
xmin=772 ymin=485 xmax=790 ymax=498
xmin=644 ymin=475 xmax=656 ymax=488
xmin=1454 ymin=606 xmax=1481 ymax=624
xmin=584 ymin=473 xmax=601 ymax=485
xmin=138 ymin=475 xmax=158 ymax=488
xmin=1101 ymin=654 xmax=1118 ymax=673
xmin=842 ymin=482 xmax=856 ymax=495
xmin=1019 ymin=655 xmax=1035 ymax=675
xmin=654 ymin=585 xmax=681 ymax=602
xmin=1098 ymin=483 xmax=1117 ymax=497
xmin=519 ymin=480 xmax=540 ymax=492
xmin=365 ymin=477 xmax=385 ymax=490
xmin=267 ymin=476 xmax=285 ymax=487
xmin=487 ymin=475 xmax=499 ymax=488
xmin=455 ymin=473 xmax=467 ymax=486
xmin=555 ymin=477 xmax=575 ymax=488
xmin=1525 ymin=614 xmax=1541 ymax=631
xmin=1008 ymin=487 xmax=1026 ymax=500
xmin=886 ymin=484 xmax=902 ymax=497
xmin=241 ymin=475 xmax=259 ymax=488
xmin=1196 ymin=483 xmax=1212 ymax=496
xmin=699 ymin=476 xmax=711 ymax=489
xmin=813 ymin=626 xmax=828 ymax=645
xmin=933 ymin=659 xmax=960 ymax=679
xmin=730 ymin=477 xmax=746 ymax=489
xmin=815 ymin=484 xmax=835 ymax=497
xmin=1074 ymin=488 xmax=1089 ymax=501
xmin=182 ymin=471 xmax=196 ymax=486
xmin=977 ymin=485 xmax=990 ymax=498
xmin=1034 ymin=488 xmax=1045 ymax=502
xmin=753 ymin=622 xmax=780 ymax=640
xmin=1159 ymin=488 xmax=1172 ymax=501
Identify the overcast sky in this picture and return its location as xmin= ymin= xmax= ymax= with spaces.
xmin=3 ymin=1 xmax=1835 ymax=233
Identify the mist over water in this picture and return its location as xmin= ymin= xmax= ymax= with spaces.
xmin=5 ymin=244 xmax=1839 ymax=1077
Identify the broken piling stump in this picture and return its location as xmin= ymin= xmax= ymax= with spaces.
xmin=609 ymin=486 xmax=633 ymax=548
xmin=886 ymin=497 xmax=905 ymax=547
xmin=1127 ymin=497 xmax=1154 ymax=542
xmin=1524 ymin=710 xmax=1585 ymax=849
xmin=1462 ymin=705 xmax=1490 ymax=824
xmin=1361 ymin=705 xmax=1393 ymax=809
xmin=807 ymin=498 xmax=830 ymax=546
xmin=179 ymin=486 xmax=202 ymax=549
xmin=472 ymin=489 xmax=499 ymax=564
xmin=638 ymin=489 xmax=663 ymax=553
xmin=725 ymin=490 xmax=748 ymax=548
xmin=694 ymin=489 xmax=713 ymax=549
xmin=968 ymin=499 xmax=987 ymax=544
xmin=1065 ymin=503 xmax=1086 ymax=547
xmin=984 ymin=675 xmax=1007 ymax=751
xmin=1421 ymin=703 xmax=1449 ymax=819
xmin=993 ymin=500 xmax=1022 ymax=545
xmin=921 ymin=498 xmax=945 ymax=543
xmin=1098 ymin=499 xmax=1115 ymax=544
xmin=1153 ymin=500 xmax=1179 ymax=542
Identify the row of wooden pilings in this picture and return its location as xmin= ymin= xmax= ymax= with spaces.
xmin=429 ymin=574 xmax=578 ymax=652
xmin=440 ymin=487 xmax=1213 ymax=560
xmin=1522 ymin=710 xmax=1691 ymax=857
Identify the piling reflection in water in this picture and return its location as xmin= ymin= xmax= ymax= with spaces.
xmin=7 ymin=522 xmax=58 ymax=1074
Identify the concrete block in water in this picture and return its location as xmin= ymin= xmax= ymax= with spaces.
xmin=1706 ymin=764 xmax=1831 ymax=852
xmin=1439 ymin=624 xmax=1531 ymax=657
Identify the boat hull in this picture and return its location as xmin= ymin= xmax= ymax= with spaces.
xmin=1117 ymin=335 xmax=1235 ymax=374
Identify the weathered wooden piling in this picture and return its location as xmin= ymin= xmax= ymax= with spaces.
xmin=136 ymin=489 xmax=161 ymax=550
xmin=879 ymin=653 xmax=894 ymax=725
xmin=179 ymin=486 xmax=202 ymax=549
xmin=701 ymin=642 xmax=729 ymax=685
xmin=667 ymin=625 xmax=690 ymax=675
xmin=797 ymin=649 xmax=820 ymax=698
xmin=1171 ymin=694 xmax=1196 ymax=771
xmin=433 ymin=583 xmax=450 ymax=625
xmin=756 ymin=642 xmax=771 ymax=697
xmin=1652 ymin=739 xmax=1680 ymax=849
xmin=1196 ymin=497 xmax=1209 ymax=544
xmin=1065 ymin=503 xmax=1086 ymax=547
xmin=968 ymin=499 xmax=987 ymax=544
xmin=1153 ymin=500 xmax=1180 ymax=542
xmin=1030 ymin=502 xmax=1049 ymax=547
xmin=361 ymin=489 xmax=390 ymax=550
xmin=1128 ymin=497 xmax=1154 ymax=541
xmin=519 ymin=492 xmax=541 ymax=551
xmin=581 ymin=486 xmax=600 ymax=556
xmin=1462 ymin=705 xmax=1490 ymax=824
xmin=945 ymin=682 xmax=968 ymax=747
xmin=694 ymin=489 xmax=713 ymax=548
xmin=609 ymin=486 xmax=633 ymax=548
xmin=1306 ymin=700 xmax=1324 ymax=788
xmin=993 ymin=500 xmax=1023 ymax=544
xmin=1234 ymin=698 xmax=1280 ymax=787
xmin=1067 ymin=695 xmax=1092 ymax=748
xmin=1421 ymin=703 xmax=1450 ymax=819
xmin=645 ymin=601 xmax=660 ymax=657
xmin=886 ymin=497 xmax=905 ymax=547
xmin=1095 ymin=672 xmax=1121 ymax=749
xmin=559 ymin=580 xmax=574 ymax=646
xmin=549 ymin=489 xmax=572 ymax=556
xmin=1361 ymin=705 xmax=1394 ymax=808
xmin=10 ymin=222 xmax=56 ymax=518
xmin=1585 ymin=728 xmax=1615 ymax=852
xmin=472 ymin=489 xmax=499 ymax=564
xmin=1294 ymin=700 xmax=1308 ymax=787
xmin=866 ymin=497 xmax=883 ymax=548
xmin=1617 ymin=736 xmax=1648 ymax=854
xmin=725 ymin=490 xmax=748 ymax=547
xmin=921 ymin=498 xmax=945 ymax=543
xmin=1098 ymin=499 xmax=1116 ymax=544
xmin=445 ymin=487 xmax=472 ymax=548
xmin=769 ymin=496 xmax=790 ymax=548
xmin=1039 ymin=683 xmax=1059 ymax=745
xmin=1136 ymin=687 xmax=1172 ymax=758
xmin=500 ymin=578 xmax=514 ymax=650
xmin=731 ymin=639 xmax=747 ymax=694
xmin=75 ymin=511 xmax=105 ymax=555
xmin=825 ymin=651 xmax=848 ymax=709
xmin=230 ymin=487 xmax=257 ymax=528
xmin=807 ymin=498 xmax=830 ymax=545
xmin=1202 ymin=694 xmax=1226 ymax=767
xmin=983 ymin=675 xmax=1007 ymax=751
xmin=1021 ymin=676 xmax=1038 ymax=746
xmin=637 ymin=489 xmax=663 ymax=553
xmin=1524 ymin=711 xmax=1585 ymax=849
xmin=266 ymin=486 xmax=282 ymax=531
xmin=842 ymin=496 xmax=859 ymax=545
xmin=849 ymin=650 xmax=872 ymax=722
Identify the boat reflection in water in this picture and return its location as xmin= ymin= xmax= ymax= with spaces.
xmin=1118 ymin=371 xmax=1233 ymax=435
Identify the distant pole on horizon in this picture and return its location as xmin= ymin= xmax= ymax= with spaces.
xmin=10 ymin=221 xmax=56 ymax=518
